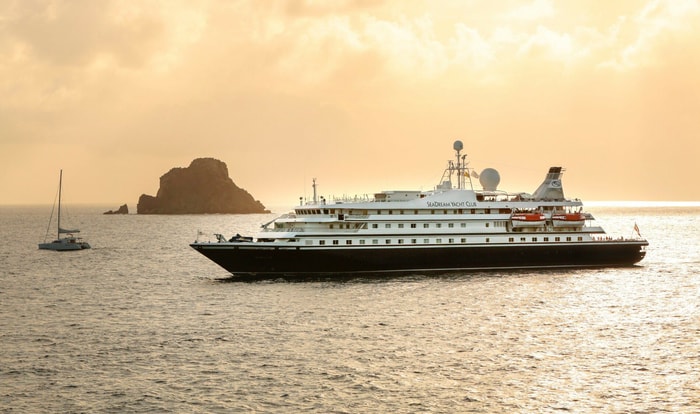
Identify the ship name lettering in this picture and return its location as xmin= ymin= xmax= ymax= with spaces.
xmin=427 ymin=201 xmax=477 ymax=208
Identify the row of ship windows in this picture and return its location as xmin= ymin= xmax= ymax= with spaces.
xmin=298 ymin=236 xmax=584 ymax=245
xmin=328 ymin=222 xmax=508 ymax=229
xmin=296 ymin=208 xmax=512 ymax=215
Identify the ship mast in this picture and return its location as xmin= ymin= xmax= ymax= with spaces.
xmin=452 ymin=140 xmax=474 ymax=191
xmin=57 ymin=169 xmax=63 ymax=239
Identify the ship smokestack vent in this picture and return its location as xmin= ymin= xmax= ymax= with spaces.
xmin=532 ymin=166 xmax=565 ymax=201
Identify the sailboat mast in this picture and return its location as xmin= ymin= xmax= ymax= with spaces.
xmin=57 ymin=169 xmax=62 ymax=240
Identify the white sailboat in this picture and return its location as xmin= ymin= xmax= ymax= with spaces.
xmin=38 ymin=170 xmax=91 ymax=251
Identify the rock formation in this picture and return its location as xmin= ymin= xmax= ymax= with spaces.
xmin=137 ymin=158 xmax=268 ymax=214
xmin=104 ymin=204 xmax=129 ymax=214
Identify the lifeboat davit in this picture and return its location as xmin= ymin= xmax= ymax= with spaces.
xmin=552 ymin=213 xmax=586 ymax=227
xmin=511 ymin=213 xmax=546 ymax=228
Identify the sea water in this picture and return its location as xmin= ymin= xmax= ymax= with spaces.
xmin=1 ymin=205 xmax=698 ymax=413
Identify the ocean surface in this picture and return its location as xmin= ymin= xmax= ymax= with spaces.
xmin=1 ymin=204 xmax=699 ymax=413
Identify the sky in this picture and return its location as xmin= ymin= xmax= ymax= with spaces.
xmin=1 ymin=0 xmax=699 ymax=208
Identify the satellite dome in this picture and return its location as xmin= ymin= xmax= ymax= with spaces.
xmin=453 ymin=140 xmax=463 ymax=151
xmin=479 ymin=168 xmax=500 ymax=191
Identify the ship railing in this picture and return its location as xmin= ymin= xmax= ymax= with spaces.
xmin=345 ymin=214 xmax=370 ymax=220
xmin=260 ymin=227 xmax=306 ymax=233
xmin=332 ymin=194 xmax=373 ymax=203
xmin=591 ymin=235 xmax=647 ymax=242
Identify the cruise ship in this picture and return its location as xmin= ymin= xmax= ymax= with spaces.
xmin=190 ymin=141 xmax=648 ymax=277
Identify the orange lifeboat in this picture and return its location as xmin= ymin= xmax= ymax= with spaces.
xmin=552 ymin=213 xmax=586 ymax=227
xmin=511 ymin=212 xmax=546 ymax=228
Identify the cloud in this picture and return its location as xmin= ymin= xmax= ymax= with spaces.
xmin=282 ymin=0 xmax=385 ymax=17
xmin=504 ymin=0 xmax=555 ymax=21
xmin=600 ymin=0 xmax=700 ymax=70
xmin=2 ymin=0 xmax=166 ymax=68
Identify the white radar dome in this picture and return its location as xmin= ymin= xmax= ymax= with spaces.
xmin=453 ymin=140 xmax=463 ymax=151
xmin=479 ymin=168 xmax=500 ymax=191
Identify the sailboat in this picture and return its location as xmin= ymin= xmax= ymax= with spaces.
xmin=38 ymin=170 xmax=91 ymax=251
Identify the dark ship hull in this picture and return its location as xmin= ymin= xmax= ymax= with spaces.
xmin=190 ymin=240 xmax=648 ymax=278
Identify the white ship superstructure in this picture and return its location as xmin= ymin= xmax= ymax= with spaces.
xmin=191 ymin=141 xmax=647 ymax=277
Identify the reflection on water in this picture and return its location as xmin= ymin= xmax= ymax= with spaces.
xmin=0 ymin=206 xmax=699 ymax=412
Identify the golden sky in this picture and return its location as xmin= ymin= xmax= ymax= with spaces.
xmin=2 ymin=0 xmax=699 ymax=206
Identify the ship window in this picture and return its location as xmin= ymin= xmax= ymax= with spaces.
xmin=461 ymin=238 xmax=467 ymax=243
xmin=306 ymin=240 xmax=313 ymax=245
xmin=330 ymin=224 xmax=334 ymax=229
xmin=373 ymin=239 xmax=378 ymax=244
xmin=324 ymin=209 xmax=329 ymax=214
xmin=431 ymin=210 xmax=435 ymax=215
xmin=449 ymin=238 xmax=454 ymax=243
xmin=444 ymin=210 xmax=448 ymax=214
xmin=485 ymin=223 xmax=490 ymax=228
xmin=414 ymin=210 xmax=418 ymax=214
xmin=411 ymin=223 xmax=416 ymax=228
xmin=485 ymin=209 xmax=490 ymax=214
xmin=330 ymin=209 xmax=335 ymax=214
xmin=544 ymin=237 xmax=549 ymax=242
xmin=360 ymin=240 xmax=366 ymax=245
xmin=372 ymin=224 xmax=378 ymax=229
xmin=436 ymin=238 xmax=442 ymax=244
xmin=448 ymin=223 xmax=454 ymax=228
xmin=486 ymin=238 xmax=490 ymax=242
xmin=398 ymin=239 xmax=404 ymax=244
xmin=555 ymin=237 xmax=560 ymax=241
xmin=346 ymin=240 xmax=352 ymax=245
xmin=389 ymin=210 xmax=393 ymax=215
xmin=400 ymin=210 xmax=404 ymax=215
xmin=333 ymin=240 xmax=339 ymax=245
xmin=578 ymin=237 xmax=583 ymax=241
xmin=509 ymin=237 xmax=514 ymax=242
xmin=398 ymin=224 xmax=404 ymax=228
xmin=471 ymin=209 xmax=476 ymax=214
xmin=319 ymin=240 xmax=325 ymax=245
xmin=385 ymin=239 xmax=391 ymax=244
xmin=424 ymin=239 xmax=429 ymax=244
xmin=377 ymin=210 xmax=381 ymax=215
xmin=362 ymin=210 xmax=368 ymax=215
xmin=411 ymin=239 xmax=417 ymax=244
xmin=461 ymin=223 xmax=466 ymax=228
xmin=567 ymin=237 xmax=572 ymax=241
xmin=532 ymin=237 xmax=537 ymax=242
xmin=385 ymin=224 xmax=391 ymax=228
xmin=436 ymin=224 xmax=442 ymax=228
xmin=521 ymin=237 xmax=526 ymax=242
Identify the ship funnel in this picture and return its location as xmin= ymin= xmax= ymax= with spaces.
xmin=532 ymin=167 xmax=565 ymax=201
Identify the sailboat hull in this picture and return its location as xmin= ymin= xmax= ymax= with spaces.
xmin=39 ymin=237 xmax=91 ymax=251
